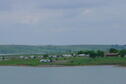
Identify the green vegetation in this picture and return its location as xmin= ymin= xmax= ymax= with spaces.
xmin=0 ymin=57 xmax=126 ymax=66
xmin=0 ymin=47 xmax=126 ymax=67
xmin=0 ymin=58 xmax=42 ymax=66
xmin=66 ymin=57 xmax=126 ymax=66
xmin=119 ymin=49 xmax=126 ymax=58
xmin=0 ymin=58 xmax=54 ymax=66
xmin=0 ymin=45 xmax=126 ymax=54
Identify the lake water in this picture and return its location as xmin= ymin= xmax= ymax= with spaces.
xmin=0 ymin=66 xmax=126 ymax=84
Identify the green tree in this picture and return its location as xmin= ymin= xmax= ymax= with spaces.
xmin=77 ymin=51 xmax=85 ymax=54
xmin=109 ymin=48 xmax=118 ymax=53
xmin=119 ymin=49 xmax=126 ymax=58
xmin=43 ymin=54 xmax=48 ymax=58
xmin=49 ymin=57 xmax=53 ymax=62
xmin=96 ymin=50 xmax=104 ymax=57
xmin=88 ymin=50 xmax=97 ymax=59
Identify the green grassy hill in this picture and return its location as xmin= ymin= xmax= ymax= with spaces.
xmin=0 ymin=45 xmax=125 ymax=54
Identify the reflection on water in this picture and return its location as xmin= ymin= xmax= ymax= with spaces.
xmin=0 ymin=66 xmax=126 ymax=84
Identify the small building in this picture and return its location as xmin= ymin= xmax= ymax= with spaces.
xmin=19 ymin=56 xmax=24 ymax=59
xmin=105 ymin=53 xmax=119 ymax=57
xmin=24 ymin=56 xmax=29 ymax=60
xmin=19 ymin=56 xmax=29 ymax=59
xmin=78 ymin=54 xmax=89 ymax=57
xmin=38 ymin=56 xmax=44 ymax=58
xmin=0 ymin=56 xmax=8 ymax=61
xmin=40 ymin=59 xmax=51 ymax=63
xmin=30 ymin=56 xmax=36 ymax=59
xmin=51 ymin=55 xmax=58 ymax=58
xmin=62 ymin=54 xmax=72 ymax=57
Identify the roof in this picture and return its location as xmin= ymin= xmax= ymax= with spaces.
xmin=105 ymin=53 xmax=119 ymax=56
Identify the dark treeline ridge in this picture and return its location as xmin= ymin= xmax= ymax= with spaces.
xmin=0 ymin=45 xmax=126 ymax=54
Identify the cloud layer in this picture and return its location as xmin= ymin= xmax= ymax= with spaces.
xmin=0 ymin=0 xmax=126 ymax=45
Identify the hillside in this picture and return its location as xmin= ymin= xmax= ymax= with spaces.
xmin=0 ymin=45 xmax=126 ymax=54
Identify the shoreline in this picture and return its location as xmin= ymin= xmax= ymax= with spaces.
xmin=0 ymin=64 xmax=125 ymax=68
xmin=0 ymin=57 xmax=126 ymax=68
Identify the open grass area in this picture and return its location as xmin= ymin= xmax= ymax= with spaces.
xmin=0 ymin=59 xmax=40 ymax=66
xmin=0 ymin=57 xmax=126 ymax=66
xmin=63 ymin=57 xmax=126 ymax=66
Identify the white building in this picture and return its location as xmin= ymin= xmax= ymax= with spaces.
xmin=24 ymin=56 xmax=29 ymax=60
xmin=38 ymin=56 xmax=44 ymax=58
xmin=63 ymin=54 xmax=72 ymax=57
xmin=78 ymin=54 xmax=89 ymax=57
xmin=30 ymin=56 xmax=35 ymax=59
xmin=40 ymin=59 xmax=51 ymax=63
xmin=19 ymin=56 xmax=24 ymax=59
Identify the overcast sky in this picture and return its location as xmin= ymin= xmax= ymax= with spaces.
xmin=0 ymin=0 xmax=125 ymax=45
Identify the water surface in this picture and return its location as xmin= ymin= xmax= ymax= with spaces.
xmin=0 ymin=66 xmax=126 ymax=84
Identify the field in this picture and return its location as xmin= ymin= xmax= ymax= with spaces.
xmin=0 ymin=57 xmax=126 ymax=66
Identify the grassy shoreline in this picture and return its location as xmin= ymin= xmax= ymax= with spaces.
xmin=0 ymin=57 xmax=126 ymax=67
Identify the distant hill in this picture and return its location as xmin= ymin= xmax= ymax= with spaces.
xmin=0 ymin=45 xmax=126 ymax=54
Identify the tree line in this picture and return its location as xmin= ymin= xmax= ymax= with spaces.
xmin=77 ymin=48 xmax=126 ymax=59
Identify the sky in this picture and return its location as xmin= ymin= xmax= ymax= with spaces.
xmin=0 ymin=0 xmax=126 ymax=45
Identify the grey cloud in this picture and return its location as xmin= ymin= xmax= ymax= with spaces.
xmin=0 ymin=0 xmax=11 ymax=11
xmin=0 ymin=0 xmax=110 ymax=11
xmin=0 ymin=0 xmax=126 ymax=45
